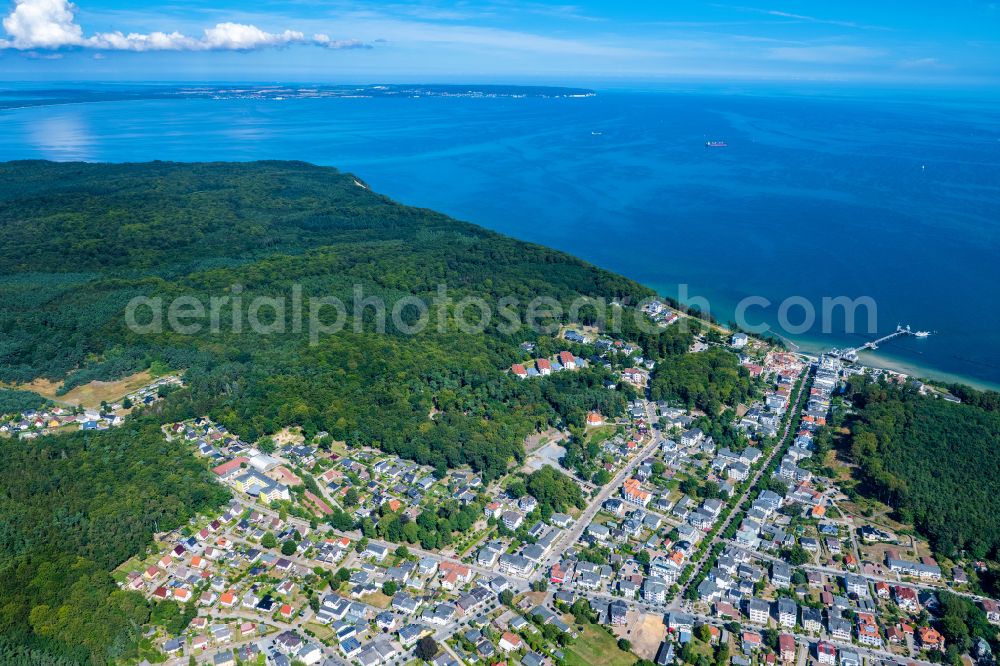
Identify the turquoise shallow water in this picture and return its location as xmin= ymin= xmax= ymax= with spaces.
xmin=1 ymin=85 xmax=998 ymax=388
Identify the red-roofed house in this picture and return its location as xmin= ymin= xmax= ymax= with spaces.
xmin=558 ymin=351 xmax=576 ymax=369
xmin=893 ymin=585 xmax=919 ymax=612
xmin=499 ymin=632 xmax=523 ymax=652
xmin=779 ymin=634 xmax=796 ymax=662
xmin=536 ymin=358 xmax=552 ymax=376
xmin=918 ymin=626 xmax=944 ymax=651
xmin=622 ymin=478 xmax=651 ymax=507
xmin=439 ymin=561 xmax=472 ymax=590
xmin=212 ymin=457 xmax=249 ymax=477
xmin=622 ymin=368 xmax=646 ymax=385
xmin=714 ymin=602 xmax=738 ymax=619
xmin=511 ymin=363 xmax=528 ymax=378
xmin=981 ymin=599 xmax=1000 ymax=624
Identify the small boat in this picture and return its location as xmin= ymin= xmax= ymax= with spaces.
xmin=705 ymin=140 xmax=727 ymax=148
xmin=914 ymin=331 xmax=930 ymax=338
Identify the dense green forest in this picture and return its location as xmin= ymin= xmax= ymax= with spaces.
xmin=0 ymin=388 xmax=49 ymax=416
xmin=0 ymin=160 xmax=660 ymax=481
xmin=845 ymin=379 xmax=1000 ymax=559
xmin=650 ymin=346 xmax=755 ymax=414
xmin=0 ymin=421 xmax=228 ymax=664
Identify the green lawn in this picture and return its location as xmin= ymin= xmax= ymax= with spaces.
xmin=687 ymin=637 xmax=714 ymax=660
xmin=586 ymin=425 xmax=619 ymax=444
xmin=565 ymin=624 xmax=635 ymax=666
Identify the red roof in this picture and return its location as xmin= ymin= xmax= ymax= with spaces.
xmin=536 ymin=358 xmax=551 ymax=370
xmin=919 ymin=626 xmax=944 ymax=646
xmin=558 ymin=351 xmax=575 ymax=364
xmin=511 ymin=363 xmax=527 ymax=375
xmin=212 ymin=457 xmax=248 ymax=476
xmin=714 ymin=602 xmax=738 ymax=618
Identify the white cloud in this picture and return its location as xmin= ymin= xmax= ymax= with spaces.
xmin=313 ymin=33 xmax=372 ymax=49
xmin=2 ymin=0 xmax=84 ymax=48
xmin=200 ymin=22 xmax=304 ymax=50
xmin=0 ymin=0 xmax=360 ymax=51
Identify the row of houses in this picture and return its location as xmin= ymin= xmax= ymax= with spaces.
xmin=511 ymin=351 xmax=586 ymax=378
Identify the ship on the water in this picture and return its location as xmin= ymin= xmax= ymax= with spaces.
xmin=705 ymin=140 xmax=727 ymax=147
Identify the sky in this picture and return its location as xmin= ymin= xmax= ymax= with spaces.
xmin=0 ymin=0 xmax=998 ymax=86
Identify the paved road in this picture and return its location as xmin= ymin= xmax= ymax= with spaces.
xmin=573 ymin=589 xmax=935 ymax=666
xmin=537 ymin=401 xmax=663 ymax=575
xmin=233 ymin=497 xmax=531 ymax=589
xmin=672 ymin=363 xmax=810 ymax=605
xmin=748 ymin=546 xmax=985 ymax=604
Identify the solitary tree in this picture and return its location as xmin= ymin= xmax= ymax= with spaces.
xmin=416 ymin=636 xmax=439 ymax=661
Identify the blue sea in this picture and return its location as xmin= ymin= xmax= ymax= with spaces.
xmin=2 ymin=83 xmax=999 ymax=389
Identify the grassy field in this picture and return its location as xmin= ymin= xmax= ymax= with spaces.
xmin=585 ymin=424 xmax=619 ymax=444
xmin=304 ymin=621 xmax=336 ymax=643
xmin=4 ymin=370 xmax=154 ymax=409
xmin=361 ymin=592 xmax=392 ymax=609
xmin=565 ymin=624 xmax=635 ymax=666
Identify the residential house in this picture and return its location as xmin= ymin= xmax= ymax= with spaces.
xmin=747 ymin=598 xmax=770 ymax=624
xmin=816 ymin=642 xmax=836 ymax=666
xmin=777 ymin=598 xmax=797 ymax=628
xmin=778 ymin=634 xmax=796 ymax=663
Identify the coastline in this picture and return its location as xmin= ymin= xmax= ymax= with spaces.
xmin=1 ymin=89 xmax=997 ymax=392
xmin=647 ymin=282 xmax=999 ymax=393
xmin=777 ymin=330 xmax=1000 ymax=392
